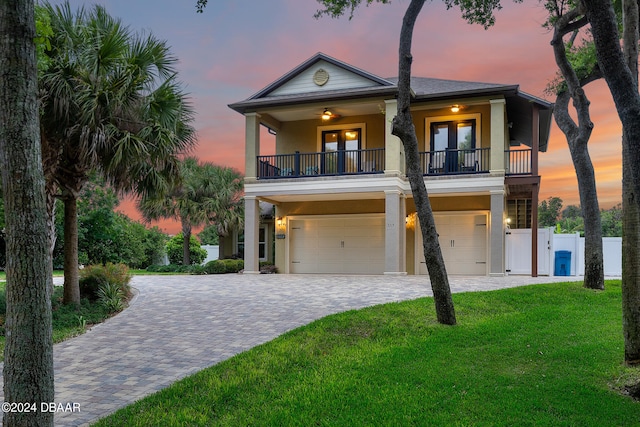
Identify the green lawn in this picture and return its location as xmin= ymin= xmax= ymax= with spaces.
xmin=93 ymin=280 xmax=640 ymax=426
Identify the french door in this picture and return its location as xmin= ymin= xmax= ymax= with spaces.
xmin=321 ymin=129 xmax=361 ymax=174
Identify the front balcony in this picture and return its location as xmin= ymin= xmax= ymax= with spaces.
xmin=256 ymin=147 xmax=533 ymax=179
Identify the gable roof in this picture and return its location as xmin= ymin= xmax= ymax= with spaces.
xmin=249 ymin=52 xmax=395 ymax=99
xmin=229 ymin=53 xmax=553 ymax=151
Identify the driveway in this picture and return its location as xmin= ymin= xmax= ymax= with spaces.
xmin=0 ymin=274 xmax=579 ymax=426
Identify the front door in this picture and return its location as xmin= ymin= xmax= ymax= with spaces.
xmin=322 ymin=129 xmax=361 ymax=174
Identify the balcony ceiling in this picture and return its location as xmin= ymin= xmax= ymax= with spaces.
xmin=259 ymin=101 xmax=383 ymax=123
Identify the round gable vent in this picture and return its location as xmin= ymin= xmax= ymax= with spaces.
xmin=313 ymin=68 xmax=329 ymax=86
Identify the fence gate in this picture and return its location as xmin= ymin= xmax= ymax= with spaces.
xmin=505 ymin=228 xmax=553 ymax=276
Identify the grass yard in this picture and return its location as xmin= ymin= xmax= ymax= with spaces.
xmin=93 ymin=280 xmax=640 ymax=426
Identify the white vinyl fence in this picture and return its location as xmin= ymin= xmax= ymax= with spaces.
xmin=505 ymin=228 xmax=622 ymax=277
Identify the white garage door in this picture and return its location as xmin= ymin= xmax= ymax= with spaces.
xmin=289 ymin=215 xmax=385 ymax=274
xmin=417 ymin=212 xmax=488 ymax=275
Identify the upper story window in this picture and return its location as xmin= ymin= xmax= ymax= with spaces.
xmin=425 ymin=113 xmax=482 ymax=173
xmin=426 ymin=113 xmax=481 ymax=152
xmin=431 ymin=120 xmax=476 ymax=151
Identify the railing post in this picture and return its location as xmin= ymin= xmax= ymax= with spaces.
xmin=294 ymin=151 xmax=300 ymax=177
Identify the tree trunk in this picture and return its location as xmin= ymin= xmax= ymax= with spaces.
xmin=62 ymin=191 xmax=80 ymax=305
xmin=582 ymin=0 xmax=640 ymax=364
xmin=572 ymin=141 xmax=604 ymax=289
xmin=0 ymin=0 xmax=55 ymax=425
xmin=392 ymin=0 xmax=456 ymax=325
xmin=182 ymin=222 xmax=192 ymax=265
xmin=550 ymin=10 xmax=604 ymax=290
xmin=621 ymin=0 xmax=640 ymax=364
xmin=45 ymin=190 xmax=57 ymax=294
xmin=553 ymin=92 xmax=604 ymax=290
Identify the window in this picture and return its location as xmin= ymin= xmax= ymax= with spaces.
xmin=430 ymin=120 xmax=476 ymax=152
xmin=321 ymin=128 xmax=361 ymax=174
xmin=425 ymin=114 xmax=481 ymax=174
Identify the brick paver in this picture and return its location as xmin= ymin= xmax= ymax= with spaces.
xmin=0 ymin=274 xmax=582 ymax=426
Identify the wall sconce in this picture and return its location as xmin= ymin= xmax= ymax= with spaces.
xmin=405 ymin=212 xmax=417 ymax=230
xmin=505 ymin=217 xmax=512 ymax=235
xmin=450 ymin=104 xmax=461 ymax=113
xmin=276 ymin=217 xmax=286 ymax=239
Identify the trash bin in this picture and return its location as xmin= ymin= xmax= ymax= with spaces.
xmin=554 ymin=250 xmax=571 ymax=276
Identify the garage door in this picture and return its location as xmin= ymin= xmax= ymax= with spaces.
xmin=417 ymin=213 xmax=488 ymax=275
xmin=289 ymin=215 xmax=385 ymax=274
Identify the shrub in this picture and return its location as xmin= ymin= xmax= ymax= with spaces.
xmin=223 ymin=259 xmax=244 ymax=273
xmin=260 ymin=262 xmax=278 ymax=274
xmin=165 ymin=233 xmax=207 ymax=265
xmin=79 ymin=263 xmax=131 ymax=301
xmin=188 ymin=265 xmax=207 ymax=275
xmin=204 ymin=259 xmax=243 ymax=274
xmin=97 ymin=282 xmax=125 ymax=312
xmin=204 ymin=260 xmax=226 ymax=274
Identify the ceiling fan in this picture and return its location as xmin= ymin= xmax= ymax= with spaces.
xmin=320 ymin=108 xmax=341 ymax=121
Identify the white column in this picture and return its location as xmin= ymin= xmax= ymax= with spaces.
xmin=384 ymin=190 xmax=407 ymax=275
xmin=490 ymin=99 xmax=506 ymax=175
xmin=490 ymin=189 xmax=505 ymax=276
xmin=243 ymin=196 xmax=260 ymax=274
xmin=245 ymin=113 xmax=261 ymax=179
xmin=384 ymin=99 xmax=404 ymax=176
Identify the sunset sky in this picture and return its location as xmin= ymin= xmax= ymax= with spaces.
xmin=50 ymin=0 xmax=623 ymax=234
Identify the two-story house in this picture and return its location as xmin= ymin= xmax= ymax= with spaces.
xmin=229 ymin=53 xmax=553 ymax=276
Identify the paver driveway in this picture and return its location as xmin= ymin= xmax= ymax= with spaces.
xmin=0 ymin=273 xmax=578 ymax=426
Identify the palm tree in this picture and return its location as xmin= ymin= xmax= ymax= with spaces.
xmin=39 ymin=2 xmax=196 ymax=304
xmin=138 ymin=157 xmax=244 ymax=265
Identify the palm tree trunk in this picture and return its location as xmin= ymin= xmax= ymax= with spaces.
xmin=62 ymin=191 xmax=80 ymax=305
xmin=45 ymin=190 xmax=57 ymax=294
xmin=182 ymin=222 xmax=192 ymax=265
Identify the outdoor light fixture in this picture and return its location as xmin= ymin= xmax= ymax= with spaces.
xmin=450 ymin=104 xmax=460 ymax=113
xmin=322 ymin=108 xmax=332 ymax=120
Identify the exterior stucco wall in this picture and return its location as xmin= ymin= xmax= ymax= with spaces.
xmin=276 ymin=114 xmax=386 ymax=155
xmin=410 ymin=104 xmax=492 ymax=151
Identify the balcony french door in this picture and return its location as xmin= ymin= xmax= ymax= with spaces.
xmin=322 ymin=129 xmax=361 ymax=174
xmin=430 ymin=120 xmax=476 ymax=173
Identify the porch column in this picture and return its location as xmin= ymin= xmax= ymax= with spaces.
xmin=384 ymin=99 xmax=405 ymax=176
xmin=384 ymin=190 xmax=407 ymax=275
xmin=531 ymin=104 xmax=540 ymax=277
xmin=244 ymin=196 xmax=260 ymax=274
xmin=245 ymin=113 xmax=261 ymax=179
xmin=489 ymin=99 xmax=506 ymax=175
xmin=490 ymin=189 xmax=506 ymax=276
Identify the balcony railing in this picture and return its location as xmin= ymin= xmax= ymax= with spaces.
xmin=257 ymin=148 xmax=385 ymax=179
xmin=256 ymin=147 xmax=533 ymax=179
xmin=505 ymin=148 xmax=532 ymax=175
xmin=419 ymin=147 xmax=491 ymax=175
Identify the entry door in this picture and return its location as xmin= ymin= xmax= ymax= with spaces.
xmin=322 ymin=129 xmax=361 ymax=174
xmin=417 ymin=213 xmax=488 ymax=275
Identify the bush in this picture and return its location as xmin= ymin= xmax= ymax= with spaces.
xmin=165 ymin=233 xmax=207 ymax=265
xmin=146 ymin=264 xmax=206 ymax=274
xmin=260 ymin=262 xmax=278 ymax=274
xmin=97 ymin=282 xmax=125 ymax=312
xmin=204 ymin=260 xmax=226 ymax=274
xmin=79 ymin=263 xmax=131 ymax=301
xmin=204 ymin=259 xmax=244 ymax=274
